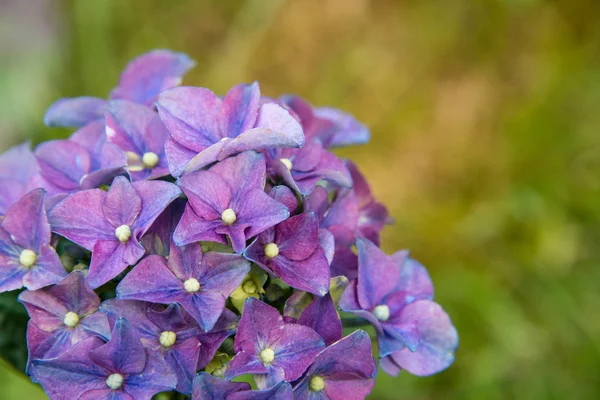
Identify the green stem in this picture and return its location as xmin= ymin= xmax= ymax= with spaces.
xmin=341 ymin=317 xmax=370 ymax=328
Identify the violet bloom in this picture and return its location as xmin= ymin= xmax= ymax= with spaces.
xmin=34 ymin=121 xmax=127 ymax=198
xmin=100 ymin=300 xmax=201 ymax=394
xmin=48 ymin=176 xmax=181 ymax=288
xmin=106 ymin=100 xmax=170 ymax=180
xmin=192 ymin=373 xmax=250 ymax=400
xmin=44 ymin=49 xmax=195 ymax=128
xmin=266 ymin=138 xmax=352 ymax=196
xmin=19 ymin=271 xmax=110 ymax=370
xmin=0 ymin=189 xmax=65 ymax=292
xmin=0 ymin=142 xmax=38 ymax=215
xmin=116 ymin=242 xmax=249 ymax=331
xmin=174 ymin=151 xmax=289 ymax=253
xmin=293 ymin=330 xmax=377 ymax=400
xmin=31 ymin=318 xmax=177 ymax=400
xmin=243 ymin=212 xmax=330 ymax=296
xmin=156 ymin=82 xmax=304 ymax=177
xmin=339 ymin=238 xmax=458 ymax=376
xmin=225 ymin=298 xmax=325 ymax=389
xmin=228 ymin=381 xmax=293 ymax=400
xmin=280 ymin=95 xmax=370 ymax=149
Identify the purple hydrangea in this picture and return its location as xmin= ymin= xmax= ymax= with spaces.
xmin=116 ymin=242 xmax=249 ymax=331
xmin=0 ymin=189 xmax=65 ymax=292
xmin=340 ymin=238 xmax=458 ymax=376
xmin=174 ymin=151 xmax=289 ymax=253
xmin=48 ymin=176 xmax=181 ymax=288
xmin=31 ymin=318 xmax=177 ymax=399
xmin=19 ymin=271 xmax=110 ymax=370
xmin=156 ymin=82 xmax=304 ymax=177
xmin=1 ymin=49 xmax=458 ymax=400
xmin=225 ymin=298 xmax=325 ymax=389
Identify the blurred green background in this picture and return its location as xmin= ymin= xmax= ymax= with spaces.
xmin=2 ymin=0 xmax=600 ymax=398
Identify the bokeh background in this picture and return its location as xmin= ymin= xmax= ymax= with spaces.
xmin=1 ymin=0 xmax=600 ymax=398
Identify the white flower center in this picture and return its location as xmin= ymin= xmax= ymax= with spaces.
xmin=115 ymin=225 xmax=132 ymax=243
xmin=159 ymin=331 xmax=177 ymax=348
xmin=142 ymin=152 xmax=159 ymax=169
xmin=221 ymin=208 xmax=237 ymax=225
xmin=309 ymin=375 xmax=325 ymax=392
xmin=259 ymin=348 xmax=275 ymax=365
xmin=280 ymin=158 xmax=293 ymax=171
xmin=242 ymin=280 xmax=258 ymax=295
xmin=373 ymin=304 xmax=390 ymax=321
xmin=106 ymin=373 xmax=124 ymax=390
xmin=19 ymin=249 xmax=37 ymax=269
xmin=264 ymin=243 xmax=279 ymax=259
xmin=63 ymin=312 xmax=80 ymax=328
xmin=184 ymin=278 xmax=200 ymax=293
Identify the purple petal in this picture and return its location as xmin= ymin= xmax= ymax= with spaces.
xmin=297 ymin=294 xmax=342 ymax=346
xmin=44 ymin=97 xmax=108 ymax=128
xmin=167 ymin=242 xmax=203 ymax=281
xmin=313 ymin=107 xmax=370 ymax=148
xmin=48 ymin=189 xmax=113 ymax=249
xmin=192 ymin=373 xmax=250 ymax=400
xmin=157 ymin=86 xmax=223 ymax=150
xmin=106 ymin=100 xmax=155 ymax=154
xmin=123 ymin=349 xmax=178 ymax=398
xmin=89 ymin=318 xmax=146 ymax=374
xmin=86 ymin=239 xmax=143 ymax=289
xmin=164 ymin=136 xmax=199 ymax=177
xmin=116 ymin=254 xmax=183 ymax=303
xmin=35 ymin=140 xmax=91 ymax=193
xmin=0 ymin=141 xmax=38 ymax=184
xmin=130 ymin=180 xmax=181 ymax=237
xmin=294 ymin=330 xmax=376 ymax=400
xmin=2 ymin=189 xmax=50 ymax=250
xmin=268 ymin=185 xmax=298 ymax=213
xmin=228 ymin=381 xmax=293 ymax=400
xmin=111 ymin=49 xmax=195 ymax=105
xmin=269 ymin=323 xmax=325 ymax=382
xmin=233 ymin=298 xmax=283 ymax=353
xmin=30 ymin=337 xmax=107 ymax=399
xmin=178 ymin=170 xmax=232 ymax=221
xmin=264 ymin=249 xmax=330 ymax=296
xmin=356 ymin=238 xmax=400 ymax=310
xmin=22 ymin=244 xmax=67 ymax=290
xmin=165 ymin=337 xmax=201 ymax=394
xmin=382 ymin=300 xmax=458 ymax=377
xmin=218 ymin=102 xmax=304 ymax=160
xmin=103 ymin=176 xmax=142 ymax=227
xmin=220 ymin=82 xmax=260 ymax=137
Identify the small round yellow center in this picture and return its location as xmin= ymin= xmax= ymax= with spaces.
xmin=106 ymin=373 xmax=124 ymax=390
xmin=63 ymin=312 xmax=80 ymax=328
xmin=19 ymin=249 xmax=37 ymax=269
xmin=142 ymin=152 xmax=159 ymax=169
xmin=259 ymin=348 xmax=275 ymax=365
xmin=280 ymin=158 xmax=293 ymax=171
xmin=242 ymin=280 xmax=258 ymax=295
xmin=264 ymin=243 xmax=279 ymax=259
xmin=309 ymin=375 xmax=326 ymax=392
xmin=184 ymin=278 xmax=200 ymax=293
xmin=221 ymin=208 xmax=237 ymax=225
xmin=115 ymin=225 xmax=132 ymax=243
xmin=159 ymin=331 xmax=177 ymax=348
xmin=373 ymin=305 xmax=390 ymax=321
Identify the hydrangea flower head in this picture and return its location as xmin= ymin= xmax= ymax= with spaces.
xmin=2 ymin=49 xmax=458 ymax=400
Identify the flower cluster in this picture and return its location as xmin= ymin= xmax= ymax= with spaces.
xmin=0 ymin=50 xmax=458 ymax=399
